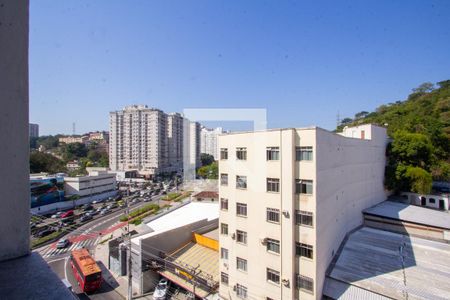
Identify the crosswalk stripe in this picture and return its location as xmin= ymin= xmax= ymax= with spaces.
xmin=69 ymin=243 xmax=77 ymax=250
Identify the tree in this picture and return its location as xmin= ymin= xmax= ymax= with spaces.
xmin=390 ymin=131 xmax=432 ymax=167
xmin=340 ymin=117 xmax=353 ymax=126
xmin=30 ymin=151 xmax=66 ymax=173
xmin=36 ymin=135 xmax=59 ymax=149
xmin=197 ymin=162 xmax=218 ymax=179
xmin=200 ymin=153 xmax=215 ymax=166
xmin=412 ymin=82 xmax=434 ymax=94
xmin=354 ymin=111 xmax=369 ymax=119
xmin=404 ymin=166 xmax=432 ymax=194
xmin=61 ymin=142 xmax=88 ymax=161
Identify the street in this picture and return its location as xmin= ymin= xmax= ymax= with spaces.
xmin=37 ymin=195 xmax=163 ymax=300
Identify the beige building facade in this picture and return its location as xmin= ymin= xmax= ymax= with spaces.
xmin=218 ymin=124 xmax=387 ymax=300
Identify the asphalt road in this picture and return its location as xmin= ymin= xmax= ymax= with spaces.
xmin=41 ymin=195 xmax=163 ymax=300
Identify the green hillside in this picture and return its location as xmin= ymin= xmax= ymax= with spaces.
xmin=337 ymin=80 xmax=450 ymax=194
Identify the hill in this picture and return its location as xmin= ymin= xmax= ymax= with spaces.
xmin=337 ymin=80 xmax=450 ymax=194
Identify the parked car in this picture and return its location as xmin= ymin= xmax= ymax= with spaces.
xmin=92 ymin=199 xmax=104 ymax=204
xmin=153 ymin=278 xmax=170 ymax=300
xmin=60 ymin=210 xmax=74 ymax=219
xmin=30 ymin=222 xmax=36 ymax=229
xmin=35 ymin=228 xmax=55 ymax=238
xmin=56 ymin=238 xmax=70 ymax=249
xmin=80 ymin=213 xmax=93 ymax=222
xmin=51 ymin=212 xmax=63 ymax=219
xmin=144 ymin=197 xmax=151 ymax=202
xmin=61 ymin=217 xmax=75 ymax=225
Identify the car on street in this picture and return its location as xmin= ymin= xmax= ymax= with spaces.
xmin=60 ymin=210 xmax=74 ymax=219
xmin=80 ymin=213 xmax=93 ymax=222
xmin=30 ymin=222 xmax=36 ymax=229
xmin=89 ymin=209 xmax=99 ymax=216
xmin=82 ymin=204 xmax=94 ymax=211
xmin=35 ymin=227 xmax=56 ymax=238
xmin=144 ymin=197 xmax=151 ymax=202
xmin=107 ymin=203 xmax=118 ymax=209
xmin=100 ymin=208 xmax=111 ymax=215
xmin=153 ymin=278 xmax=170 ymax=300
xmin=51 ymin=211 xmax=63 ymax=219
xmin=56 ymin=238 xmax=70 ymax=249
xmin=92 ymin=199 xmax=104 ymax=204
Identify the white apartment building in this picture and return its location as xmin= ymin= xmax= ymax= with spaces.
xmin=218 ymin=124 xmax=388 ymax=300
xmin=29 ymin=123 xmax=39 ymax=138
xmin=201 ymin=126 xmax=223 ymax=160
xmin=109 ymin=105 xmax=200 ymax=176
xmin=109 ymin=105 xmax=168 ymax=174
xmin=58 ymin=135 xmax=88 ymax=144
xmin=183 ymin=120 xmax=201 ymax=180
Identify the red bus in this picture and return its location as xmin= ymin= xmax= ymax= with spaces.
xmin=70 ymin=248 xmax=102 ymax=293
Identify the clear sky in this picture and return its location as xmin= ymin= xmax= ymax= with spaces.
xmin=30 ymin=0 xmax=450 ymax=135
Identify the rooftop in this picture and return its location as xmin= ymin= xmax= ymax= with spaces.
xmin=363 ymin=200 xmax=450 ymax=230
xmin=132 ymin=201 xmax=219 ymax=245
xmin=324 ymin=227 xmax=450 ymax=300
xmin=193 ymin=191 xmax=219 ymax=199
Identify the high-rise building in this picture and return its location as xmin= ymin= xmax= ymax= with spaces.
xmin=167 ymin=113 xmax=184 ymax=173
xmin=109 ymin=105 xmax=168 ymax=175
xmin=183 ymin=121 xmax=201 ymax=180
xmin=200 ymin=126 xmax=223 ymax=160
xmin=29 ymin=123 xmax=39 ymax=138
xmin=109 ymin=105 xmax=200 ymax=177
xmin=218 ymin=124 xmax=388 ymax=300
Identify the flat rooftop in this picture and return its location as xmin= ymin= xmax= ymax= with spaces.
xmin=363 ymin=200 xmax=450 ymax=230
xmin=131 ymin=201 xmax=219 ymax=244
xmin=324 ymin=227 xmax=450 ymax=300
xmin=201 ymin=228 xmax=219 ymax=240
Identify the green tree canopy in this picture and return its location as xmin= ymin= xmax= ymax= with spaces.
xmin=30 ymin=151 xmax=66 ymax=174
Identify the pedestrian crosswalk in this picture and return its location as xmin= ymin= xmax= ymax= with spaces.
xmin=39 ymin=237 xmax=101 ymax=258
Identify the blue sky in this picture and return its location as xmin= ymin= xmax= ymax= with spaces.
xmin=30 ymin=0 xmax=450 ymax=135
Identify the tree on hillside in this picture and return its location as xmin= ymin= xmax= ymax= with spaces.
xmin=60 ymin=142 xmax=88 ymax=161
xmin=200 ymin=153 xmax=215 ymax=166
xmin=30 ymin=151 xmax=66 ymax=174
xmin=197 ymin=161 xmax=218 ymax=179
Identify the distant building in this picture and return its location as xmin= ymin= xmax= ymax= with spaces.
xmin=64 ymin=167 xmax=116 ymax=198
xmin=29 ymin=123 xmax=39 ymax=138
xmin=58 ymin=135 xmax=88 ymax=144
xmin=200 ymin=126 xmax=223 ymax=160
xmin=66 ymin=160 xmax=80 ymax=171
xmin=401 ymin=191 xmax=449 ymax=211
xmin=109 ymin=105 xmax=200 ymax=177
xmin=88 ymin=131 xmax=109 ymax=142
xmin=218 ymin=124 xmax=388 ymax=300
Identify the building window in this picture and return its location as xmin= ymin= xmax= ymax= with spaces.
xmin=296 ymin=146 xmax=313 ymax=161
xmin=296 ymin=274 xmax=314 ymax=294
xmin=220 ymin=198 xmax=228 ymax=211
xmin=221 ymin=173 xmax=228 ymax=186
xmin=236 ymin=284 xmax=248 ymax=298
xmin=429 ymin=198 xmax=436 ymax=204
xmin=266 ymin=178 xmax=280 ymax=192
xmin=236 ymin=230 xmax=247 ymax=245
xmin=236 ymin=203 xmax=247 ymax=217
xmin=221 ymin=272 xmax=229 ymax=285
xmin=296 ymin=242 xmax=313 ymax=259
xmin=221 ymin=247 xmax=228 ymax=260
xmin=236 ymin=175 xmax=247 ymax=189
xmin=295 ymin=210 xmax=313 ymax=227
xmin=266 ymin=208 xmax=280 ymax=223
xmin=266 ymin=238 xmax=280 ymax=254
xmin=220 ymin=148 xmax=228 ymax=160
xmin=266 ymin=268 xmax=280 ymax=284
xmin=266 ymin=147 xmax=280 ymax=160
xmin=236 ymin=257 xmax=247 ymax=272
xmin=221 ymin=223 xmax=228 ymax=235
xmin=296 ymin=179 xmax=313 ymax=194
xmin=236 ymin=147 xmax=247 ymax=160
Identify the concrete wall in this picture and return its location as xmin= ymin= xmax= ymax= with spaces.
xmin=0 ymin=0 xmax=30 ymax=261
xmin=315 ymin=126 xmax=387 ymax=298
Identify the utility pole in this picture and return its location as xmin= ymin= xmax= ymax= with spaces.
xmin=127 ymin=184 xmax=132 ymax=300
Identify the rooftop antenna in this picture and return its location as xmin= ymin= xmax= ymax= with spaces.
xmin=336 ymin=111 xmax=341 ymax=127
xmin=72 ymin=122 xmax=76 ymax=135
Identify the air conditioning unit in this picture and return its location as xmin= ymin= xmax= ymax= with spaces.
xmin=223 ymin=262 xmax=229 ymax=269
xmin=231 ymin=233 xmax=236 ymax=240
xmin=282 ymin=210 xmax=290 ymax=218
xmin=233 ymin=285 xmax=237 ymax=291
xmin=260 ymin=238 xmax=268 ymax=245
xmin=282 ymin=279 xmax=290 ymax=287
